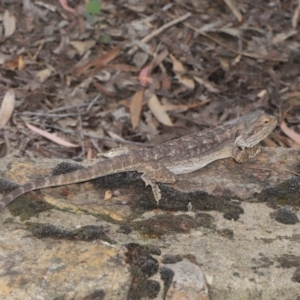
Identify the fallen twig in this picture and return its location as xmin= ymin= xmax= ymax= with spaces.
xmin=128 ymin=13 xmax=191 ymax=56
xmin=50 ymin=125 xmax=155 ymax=147
xmin=184 ymin=23 xmax=288 ymax=62
xmin=223 ymin=0 xmax=243 ymax=22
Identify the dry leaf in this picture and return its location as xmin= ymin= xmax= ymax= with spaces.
xmin=103 ymin=64 xmax=139 ymax=72
xmin=233 ymin=54 xmax=242 ymax=65
xmin=223 ymin=0 xmax=243 ymax=22
xmin=219 ymin=57 xmax=230 ymax=71
xmin=76 ymin=47 xmax=121 ymax=76
xmin=139 ymin=65 xmax=153 ymax=86
xmin=170 ymin=54 xmax=185 ymax=73
xmin=281 ymin=91 xmax=300 ymax=100
xmin=106 ymin=130 xmax=125 ymax=141
xmin=148 ymin=93 xmax=173 ymax=126
xmin=92 ymin=79 xmax=116 ymax=98
xmin=257 ymin=89 xmax=268 ymax=100
xmin=18 ymin=56 xmax=25 ymax=70
xmin=161 ymin=71 xmax=171 ymax=90
xmin=263 ymin=137 xmax=277 ymax=147
xmin=53 ymin=35 xmax=70 ymax=55
xmin=0 ymin=89 xmax=15 ymax=129
xmin=59 ymin=0 xmax=76 ymax=14
xmin=292 ymin=3 xmax=300 ymax=28
xmin=70 ymin=40 xmax=96 ymax=56
xmin=94 ymin=70 xmax=111 ymax=82
xmin=0 ymin=53 xmax=10 ymax=65
xmin=35 ymin=1 xmax=56 ymax=11
xmin=218 ymin=27 xmax=241 ymax=38
xmin=36 ymin=67 xmax=52 ymax=82
xmin=280 ymin=120 xmax=300 ymax=145
xmin=26 ymin=123 xmax=79 ymax=147
xmin=130 ymin=90 xmax=144 ymax=129
xmin=133 ymin=51 xmax=149 ymax=68
xmin=194 ymin=76 xmax=220 ymax=93
xmin=104 ymin=190 xmax=113 ymax=201
xmin=86 ymin=146 xmax=93 ymax=160
xmin=72 ymin=77 xmax=92 ymax=96
xmin=178 ymin=75 xmax=195 ymax=89
xmin=170 ymin=54 xmax=195 ymax=89
xmin=118 ymin=99 xmax=131 ymax=106
xmin=3 ymin=10 xmax=16 ymax=37
xmin=272 ymin=29 xmax=297 ymax=45
xmin=3 ymin=55 xmax=21 ymax=70
xmin=162 ymin=103 xmax=188 ymax=112
xmin=162 ymin=98 xmax=211 ymax=113
xmin=138 ymin=49 xmax=169 ymax=87
xmin=153 ymin=49 xmax=169 ymax=67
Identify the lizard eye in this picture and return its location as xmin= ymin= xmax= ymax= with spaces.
xmin=264 ymin=120 xmax=269 ymax=124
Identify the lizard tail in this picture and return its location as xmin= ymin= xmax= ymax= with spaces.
xmin=0 ymin=154 xmax=138 ymax=212
xmin=0 ymin=182 xmax=40 ymax=211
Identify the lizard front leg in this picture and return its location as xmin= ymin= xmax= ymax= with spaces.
xmin=232 ymin=145 xmax=261 ymax=163
xmin=137 ymin=162 xmax=178 ymax=203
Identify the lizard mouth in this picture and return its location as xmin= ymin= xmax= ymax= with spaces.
xmin=238 ymin=144 xmax=258 ymax=151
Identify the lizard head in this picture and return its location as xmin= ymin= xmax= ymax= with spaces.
xmin=234 ymin=111 xmax=277 ymax=149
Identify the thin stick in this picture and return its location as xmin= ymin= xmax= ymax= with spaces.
xmin=19 ymin=112 xmax=79 ymax=118
xmin=76 ymin=105 xmax=85 ymax=157
xmin=50 ymin=125 xmax=155 ymax=147
xmin=46 ymin=103 xmax=90 ymax=113
xmin=128 ymin=13 xmax=191 ymax=56
xmin=87 ymin=94 xmax=100 ymax=112
xmin=223 ymin=0 xmax=243 ymax=22
xmin=184 ymin=23 xmax=288 ymax=63
xmin=18 ymin=97 xmax=101 ymax=118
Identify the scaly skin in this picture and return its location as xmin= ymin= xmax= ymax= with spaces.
xmin=0 ymin=111 xmax=277 ymax=211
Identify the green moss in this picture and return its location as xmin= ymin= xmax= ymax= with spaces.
xmin=8 ymin=193 xmax=54 ymax=221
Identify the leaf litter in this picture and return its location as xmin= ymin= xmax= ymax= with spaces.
xmin=0 ymin=0 xmax=299 ymax=159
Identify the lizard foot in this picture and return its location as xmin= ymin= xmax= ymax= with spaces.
xmin=232 ymin=145 xmax=261 ymax=163
xmin=138 ymin=162 xmax=178 ymax=204
xmin=141 ymin=174 xmax=161 ymax=203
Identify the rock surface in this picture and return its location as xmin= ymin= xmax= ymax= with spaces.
xmin=0 ymin=147 xmax=299 ymax=300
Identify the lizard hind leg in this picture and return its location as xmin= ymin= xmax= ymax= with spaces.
xmin=138 ymin=162 xmax=177 ymax=204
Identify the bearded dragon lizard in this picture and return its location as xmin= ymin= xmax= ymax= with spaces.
xmin=0 ymin=111 xmax=277 ymax=212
